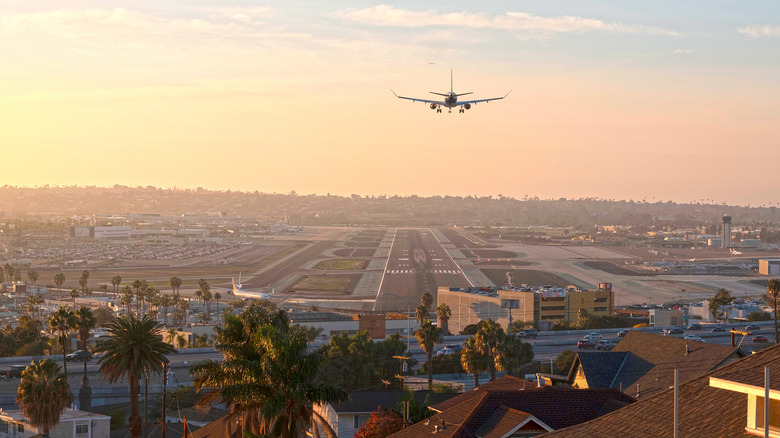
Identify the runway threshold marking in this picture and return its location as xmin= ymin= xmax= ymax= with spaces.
xmin=429 ymin=228 xmax=473 ymax=287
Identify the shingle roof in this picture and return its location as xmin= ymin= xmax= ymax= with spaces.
xmin=541 ymin=342 xmax=780 ymax=437
xmin=429 ymin=375 xmax=537 ymax=412
xmin=568 ymin=331 xmax=742 ymax=398
xmin=331 ymin=390 xmax=456 ymax=413
xmin=390 ymin=385 xmax=634 ymax=437
xmin=474 ymin=406 xmax=540 ymax=438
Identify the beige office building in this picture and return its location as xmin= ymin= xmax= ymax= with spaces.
xmin=437 ymin=286 xmax=614 ymax=334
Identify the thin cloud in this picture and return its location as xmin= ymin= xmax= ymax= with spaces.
xmin=336 ymin=5 xmax=678 ymax=36
xmin=737 ymin=24 xmax=780 ymax=37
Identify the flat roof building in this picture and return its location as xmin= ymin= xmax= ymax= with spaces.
xmin=759 ymin=258 xmax=780 ymax=276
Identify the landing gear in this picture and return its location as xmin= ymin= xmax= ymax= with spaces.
xmin=436 ymin=108 xmax=442 ymax=113
xmin=459 ymin=108 xmax=464 ymax=113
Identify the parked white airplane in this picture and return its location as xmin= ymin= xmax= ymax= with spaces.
xmin=391 ymin=70 xmax=510 ymax=113
xmin=230 ymin=273 xmax=273 ymax=300
xmin=730 ymin=249 xmax=743 ymax=255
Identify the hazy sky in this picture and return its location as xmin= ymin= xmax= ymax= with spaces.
xmin=2 ymin=1 xmax=780 ymax=205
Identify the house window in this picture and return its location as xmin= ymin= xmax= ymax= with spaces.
xmin=756 ymin=397 xmax=780 ymax=433
xmin=353 ymin=414 xmax=370 ymax=429
xmin=76 ymin=424 xmax=89 ymax=433
xmin=0 ymin=420 xmax=7 ymax=433
xmin=17 ymin=423 xmax=24 ymax=433
xmin=594 ymin=307 xmax=608 ymax=312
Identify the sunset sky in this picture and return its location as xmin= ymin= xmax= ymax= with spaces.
xmin=2 ymin=1 xmax=780 ymax=205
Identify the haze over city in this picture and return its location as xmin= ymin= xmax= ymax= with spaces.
xmin=3 ymin=1 xmax=780 ymax=205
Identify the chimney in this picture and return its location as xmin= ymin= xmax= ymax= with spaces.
xmin=636 ymin=383 xmax=641 ymax=398
xmin=685 ymin=344 xmax=689 ymax=355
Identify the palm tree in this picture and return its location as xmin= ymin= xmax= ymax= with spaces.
xmin=420 ymin=291 xmax=433 ymax=310
xmin=461 ymin=337 xmax=488 ymax=389
xmin=475 ymin=319 xmax=504 ymax=381
xmin=198 ymin=279 xmax=212 ymax=320
xmin=160 ymin=294 xmax=172 ymax=326
xmin=415 ymin=305 xmax=429 ymax=325
xmin=27 ymin=268 xmax=39 ymax=285
xmin=70 ymin=289 xmax=79 ymax=310
xmin=75 ymin=307 xmax=96 ymax=410
xmin=436 ymin=303 xmax=451 ymax=335
xmin=16 ymin=359 xmax=73 ymax=437
xmin=3 ymin=264 xmax=15 ymax=285
xmin=120 ymin=286 xmax=135 ymax=316
xmin=768 ymin=279 xmax=780 ymax=342
xmin=415 ymin=320 xmax=442 ymax=389
xmin=194 ymin=289 xmax=203 ymax=306
xmin=179 ymin=299 xmax=190 ymax=325
xmin=47 ymin=307 xmax=76 ymax=378
xmin=169 ymin=276 xmax=182 ymax=295
xmin=78 ymin=270 xmax=90 ymax=295
xmin=214 ymin=292 xmax=221 ymax=316
xmin=95 ymin=315 xmax=176 ymax=438
xmin=53 ymin=273 xmax=65 ymax=291
xmin=111 ymin=275 xmax=122 ymax=295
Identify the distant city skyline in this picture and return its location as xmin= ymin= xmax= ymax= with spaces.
xmin=2 ymin=1 xmax=779 ymax=205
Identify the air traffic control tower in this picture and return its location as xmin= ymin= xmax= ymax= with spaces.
xmin=722 ymin=214 xmax=732 ymax=248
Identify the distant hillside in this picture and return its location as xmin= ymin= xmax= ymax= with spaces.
xmin=0 ymin=186 xmax=778 ymax=230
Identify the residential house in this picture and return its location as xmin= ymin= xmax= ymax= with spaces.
xmin=567 ymin=331 xmax=743 ymax=398
xmin=542 ymin=341 xmax=780 ymax=437
xmin=389 ymin=376 xmax=634 ymax=437
xmin=0 ymin=408 xmax=109 ymax=438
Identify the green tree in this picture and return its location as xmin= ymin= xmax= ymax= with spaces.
xmin=555 ymin=350 xmax=577 ymax=375
xmin=78 ymin=270 xmax=90 ymax=294
xmin=420 ymin=291 xmax=433 ymax=310
xmin=495 ymin=334 xmax=534 ymax=377
xmin=70 ymin=289 xmax=79 ymax=310
xmin=198 ymin=279 xmax=212 ymax=320
xmin=436 ymin=303 xmax=451 ymax=335
xmin=474 ymin=319 xmax=504 ymax=381
xmin=420 ymin=353 xmax=464 ymax=375
xmin=747 ymin=311 xmax=773 ymax=322
xmin=415 ymin=320 xmax=442 ymax=389
xmin=317 ymin=332 xmax=406 ymax=392
xmin=461 ymin=336 xmax=488 ymax=388
xmin=26 ymin=269 xmax=39 ymax=285
xmin=53 ymin=273 xmax=65 ymax=290
xmin=768 ymin=279 xmax=780 ymax=342
xmin=95 ymin=315 xmax=176 ymax=438
xmin=75 ymin=306 xmax=96 ymax=410
xmin=16 ymin=359 xmax=73 ymax=437
xmin=47 ymin=307 xmax=75 ymax=378
xmin=3 ymin=264 xmax=15 ymax=285
xmin=709 ymin=288 xmax=734 ymax=322
xmin=169 ymin=276 xmax=182 ymax=295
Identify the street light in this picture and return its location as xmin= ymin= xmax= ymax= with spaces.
xmin=383 ymin=293 xmax=411 ymax=354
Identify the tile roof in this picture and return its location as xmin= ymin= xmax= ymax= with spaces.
xmin=568 ymin=331 xmax=742 ymax=398
xmin=390 ymin=384 xmax=634 ymax=437
xmin=541 ymin=342 xmax=780 ymax=437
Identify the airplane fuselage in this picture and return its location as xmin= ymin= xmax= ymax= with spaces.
xmin=444 ymin=93 xmax=458 ymax=107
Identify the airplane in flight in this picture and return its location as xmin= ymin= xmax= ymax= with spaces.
xmin=229 ymin=273 xmax=273 ymax=300
xmin=391 ymin=70 xmax=510 ymax=113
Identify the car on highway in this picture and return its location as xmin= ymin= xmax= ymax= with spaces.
xmin=436 ymin=344 xmax=462 ymax=356
xmin=746 ymin=324 xmax=762 ymax=332
xmin=519 ymin=328 xmax=538 ymax=339
xmin=1 ymin=365 xmax=27 ymax=378
xmin=578 ymin=340 xmax=596 ymax=349
xmin=683 ymin=335 xmax=705 ymax=343
xmin=596 ymin=340 xmax=616 ymax=350
xmin=711 ymin=326 xmax=726 ymax=333
xmin=616 ymin=329 xmax=630 ymax=337
xmin=663 ymin=328 xmax=684 ymax=335
xmin=583 ymin=333 xmax=603 ymax=340
xmin=686 ymin=323 xmax=702 ymax=330
xmin=753 ymin=335 xmax=769 ymax=343
xmin=65 ymin=350 xmax=92 ymax=362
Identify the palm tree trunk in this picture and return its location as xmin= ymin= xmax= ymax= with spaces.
xmin=489 ymin=357 xmax=496 ymax=381
xmin=130 ymin=373 xmax=141 ymax=438
xmin=143 ymin=371 xmax=149 ymax=438
xmin=61 ymin=337 xmax=68 ymax=378
xmin=427 ymin=350 xmax=433 ymax=389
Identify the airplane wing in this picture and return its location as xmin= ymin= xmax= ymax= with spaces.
xmin=390 ymin=90 xmax=445 ymax=105
xmin=458 ymin=90 xmax=512 ymax=106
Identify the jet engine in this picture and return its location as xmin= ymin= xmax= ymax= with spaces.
xmin=430 ymin=103 xmax=438 ymax=110
xmin=463 ymin=103 xmax=471 ymax=110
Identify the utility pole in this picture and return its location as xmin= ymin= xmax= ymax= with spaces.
xmin=162 ymin=362 xmax=168 ymax=438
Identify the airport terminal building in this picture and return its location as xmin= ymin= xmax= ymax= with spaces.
xmin=437 ymin=284 xmax=614 ymax=333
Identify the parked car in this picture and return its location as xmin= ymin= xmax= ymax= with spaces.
xmin=663 ymin=328 xmax=684 ymax=335
xmin=616 ymin=329 xmax=629 ymax=337
xmin=711 ymin=326 xmax=726 ymax=333
xmin=596 ymin=340 xmax=616 ymax=350
xmin=65 ymin=350 xmax=92 ymax=362
xmin=519 ymin=328 xmax=538 ymax=339
xmin=753 ymin=335 xmax=769 ymax=343
xmin=578 ymin=340 xmax=596 ymax=349
xmin=683 ymin=335 xmax=705 ymax=342
xmin=686 ymin=323 xmax=702 ymax=330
